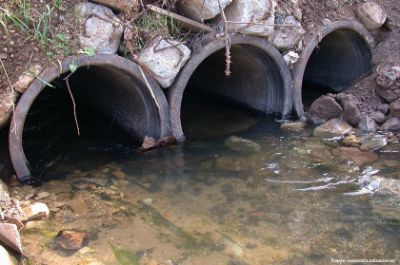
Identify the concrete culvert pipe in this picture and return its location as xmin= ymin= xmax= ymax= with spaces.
xmin=9 ymin=54 xmax=171 ymax=181
xmin=293 ymin=21 xmax=375 ymax=117
xmin=168 ymin=34 xmax=293 ymax=141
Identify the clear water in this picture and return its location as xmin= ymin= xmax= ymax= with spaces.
xmin=9 ymin=98 xmax=400 ymax=265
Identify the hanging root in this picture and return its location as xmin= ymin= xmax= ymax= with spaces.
xmin=217 ymin=0 xmax=231 ymax=77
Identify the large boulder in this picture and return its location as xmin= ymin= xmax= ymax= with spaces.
xmin=177 ymin=0 xmax=232 ymax=22
xmin=138 ymin=37 xmax=191 ymax=88
xmin=309 ymin=95 xmax=343 ymax=124
xmin=269 ymin=15 xmax=305 ymax=50
xmin=337 ymin=93 xmax=362 ymax=126
xmin=75 ymin=2 xmax=124 ymax=54
xmin=313 ymin=118 xmax=353 ymax=138
xmin=224 ymin=0 xmax=276 ymax=37
xmin=375 ymin=65 xmax=400 ymax=103
xmin=357 ymin=2 xmax=387 ymax=30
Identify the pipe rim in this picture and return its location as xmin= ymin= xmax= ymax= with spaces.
xmin=292 ymin=20 xmax=375 ymax=118
xmin=9 ymin=54 xmax=171 ymax=181
xmin=168 ymin=34 xmax=293 ymax=141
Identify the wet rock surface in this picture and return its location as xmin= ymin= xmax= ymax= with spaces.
xmin=332 ymin=147 xmax=378 ymax=165
xmin=313 ymin=118 xmax=353 ymax=138
xmin=56 ymin=229 xmax=89 ymax=250
xmin=225 ymin=136 xmax=261 ymax=153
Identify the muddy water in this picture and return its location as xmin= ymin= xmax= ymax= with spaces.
xmin=8 ymin=99 xmax=400 ymax=265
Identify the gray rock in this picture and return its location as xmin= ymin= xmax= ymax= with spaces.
xmin=177 ymin=0 xmax=232 ymax=22
xmin=337 ymin=93 xmax=362 ymax=126
xmin=138 ymin=37 xmax=191 ymax=88
xmin=357 ymin=2 xmax=387 ymax=30
xmin=225 ymin=136 xmax=261 ymax=153
xmin=389 ymin=100 xmax=400 ymax=118
xmin=225 ymin=0 xmax=276 ymax=37
xmin=381 ymin=117 xmax=400 ymax=130
xmin=313 ymin=118 xmax=353 ymax=138
xmin=360 ymin=136 xmax=387 ymax=151
xmin=377 ymin=103 xmax=390 ymax=114
xmin=75 ymin=2 xmax=124 ymax=54
xmin=270 ymin=15 xmax=305 ymax=50
xmin=358 ymin=116 xmax=377 ymax=131
xmin=375 ymin=65 xmax=400 ymax=103
xmin=370 ymin=111 xmax=387 ymax=124
xmin=309 ymin=95 xmax=343 ymax=124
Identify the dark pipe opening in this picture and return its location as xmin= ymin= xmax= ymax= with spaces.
xmin=169 ymin=36 xmax=292 ymax=141
xmin=23 ymin=67 xmax=148 ymax=178
xmin=11 ymin=55 xmax=171 ymax=181
xmin=302 ymin=28 xmax=372 ymax=107
xmin=188 ymin=45 xmax=286 ymax=113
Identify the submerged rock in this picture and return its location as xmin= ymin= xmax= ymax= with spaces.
xmin=332 ymin=147 xmax=378 ymax=166
xmin=75 ymin=2 xmax=124 ymax=54
xmin=225 ymin=136 xmax=261 ymax=153
xmin=371 ymin=195 xmax=400 ymax=221
xmin=56 ymin=229 xmax=89 ymax=250
xmin=23 ymin=202 xmax=50 ymax=221
xmin=225 ymin=0 xmax=276 ymax=37
xmin=360 ymin=136 xmax=387 ymax=151
xmin=280 ymin=121 xmax=306 ymax=132
xmin=358 ymin=116 xmax=377 ymax=131
xmin=177 ymin=0 xmax=232 ymax=21
xmin=138 ymin=37 xmax=191 ymax=88
xmin=313 ymin=118 xmax=353 ymax=138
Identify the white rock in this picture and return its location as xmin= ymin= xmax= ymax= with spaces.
xmin=224 ymin=0 xmax=276 ymax=37
xmin=138 ymin=37 xmax=191 ymax=88
xmin=0 ymin=245 xmax=18 ymax=265
xmin=177 ymin=0 xmax=232 ymax=22
xmin=357 ymin=2 xmax=387 ymax=30
xmin=0 ymin=89 xmax=17 ymax=129
xmin=75 ymin=2 xmax=124 ymax=54
xmin=13 ymin=64 xmax=42 ymax=93
xmin=270 ymin=15 xmax=305 ymax=50
xmin=23 ymin=202 xmax=50 ymax=221
xmin=283 ymin=51 xmax=300 ymax=65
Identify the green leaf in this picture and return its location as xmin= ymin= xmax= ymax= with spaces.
xmin=69 ymin=62 xmax=78 ymax=73
xmin=79 ymin=47 xmax=96 ymax=57
xmin=110 ymin=244 xmax=140 ymax=265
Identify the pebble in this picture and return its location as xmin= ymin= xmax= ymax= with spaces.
xmin=56 ymin=229 xmax=89 ymax=250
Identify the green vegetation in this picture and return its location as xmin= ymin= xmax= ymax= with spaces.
xmin=0 ymin=0 xmax=71 ymax=58
xmin=110 ymin=244 xmax=140 ymax=265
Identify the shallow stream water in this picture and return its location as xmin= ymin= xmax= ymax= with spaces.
xmin=6 ymin=96 xmax=400 ymax=265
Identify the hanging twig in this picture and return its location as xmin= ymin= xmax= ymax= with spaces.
xmin=217 ymin=0 xmax=231 ymax=76
xmin=63 ymin=76 xmax=80 ymax=136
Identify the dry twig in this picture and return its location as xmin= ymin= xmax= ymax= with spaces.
xmin=63 ymin=76 xmax=80 ymax=136
xmin=217 ymin=0 xmax=231 ymax=76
